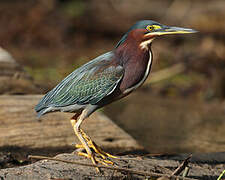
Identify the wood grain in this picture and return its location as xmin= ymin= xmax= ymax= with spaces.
xmin=0 ymin=95 xmax=142 ymax=152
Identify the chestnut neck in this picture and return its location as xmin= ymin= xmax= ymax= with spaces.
xmin=113 ymin=30 xmax=153 ymax=92
xmin=114 ymin=30 xmax=151 ymax=66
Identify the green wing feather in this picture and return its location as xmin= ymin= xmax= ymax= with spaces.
xmin=35 ymin=52 xmax=124 ymax=112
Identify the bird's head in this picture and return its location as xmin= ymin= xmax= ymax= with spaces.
xmin=116 ymin=20 xmax=197 ymax=50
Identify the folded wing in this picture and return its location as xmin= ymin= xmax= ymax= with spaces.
xmin=35 ymin=52 xmax=124 ymax=116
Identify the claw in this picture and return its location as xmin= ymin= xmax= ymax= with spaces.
xmin=77 ymin=152 xmax=113 ymax=166
xmin=75 ymin=142 xmax=117 ymax=160
xmin=78 ymin=129 xmax=118 ymax=160
xmin=77 ymin=152 xmax=101 ymax=172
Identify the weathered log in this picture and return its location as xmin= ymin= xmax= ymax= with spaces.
xmin=0 ymin=95 xmax=142 ymax=153
xmin=0 ymin=47 xmax=40 ymax=94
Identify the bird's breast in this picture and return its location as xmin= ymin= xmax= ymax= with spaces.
xmin=120 ymin=50 xmax=152 ymax=94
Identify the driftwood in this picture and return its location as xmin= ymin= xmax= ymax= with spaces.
xmin=0 ymin=48 xmax=40 ymax=94
xmin=0 ymin=95 xmax=142 ymax=153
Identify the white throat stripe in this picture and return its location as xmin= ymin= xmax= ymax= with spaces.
xmin=139 ymin=39 xmax=154 ymax=50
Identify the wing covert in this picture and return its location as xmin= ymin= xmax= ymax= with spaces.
xmin=35 ymin=52 xmax=124 ymax=112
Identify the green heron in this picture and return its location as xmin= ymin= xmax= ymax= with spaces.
xmin=35 ymin=20 xmax=196 ymax=171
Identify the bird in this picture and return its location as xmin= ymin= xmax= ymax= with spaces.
xmin=35 ymin=20 xmax=196 ymax=171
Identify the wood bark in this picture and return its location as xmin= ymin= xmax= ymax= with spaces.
xmin=0 ymin=95 xmax=142 ymax=153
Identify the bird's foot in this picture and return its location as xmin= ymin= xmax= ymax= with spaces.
xmin=78 ymin=130 xmax=118 ymax=159
xmin=71 ymin=118 xmax=116 ymax=172
xmin=76 ymin=142 xmax=117 ymax=159
xmin=77 ymin=151 xmax=113 ymax=166
xmin=84 ymin=152 xmax=101 ymax=173
xmin=75 ymin=142 xmax=117 ymax=166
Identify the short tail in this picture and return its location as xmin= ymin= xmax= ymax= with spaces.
xmin=35 ymin=98 xmax=48 ymax=118
xmin=35 ymin=101 xmax=50 ymax=118
xmin=36 ymin=108 xmax=48 ymax=118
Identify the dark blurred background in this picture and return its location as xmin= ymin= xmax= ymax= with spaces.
xmin=0 ymin=0 xmax=224 ymax=153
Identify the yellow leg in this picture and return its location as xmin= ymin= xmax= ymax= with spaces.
xmin=70 ymin=111 xmax=117 ymax=171
xmin=70 ymin=110 xmax=100 ymax=173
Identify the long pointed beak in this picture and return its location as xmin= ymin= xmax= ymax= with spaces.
xmin=160 ymin=26 xmax=197 ymax=35
xmin=146 ymin=26 xmax=197 ymax=36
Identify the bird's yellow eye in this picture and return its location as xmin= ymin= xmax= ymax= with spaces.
xmin=146 ymin=25 xmax=154 ymax=31
xmin=146 ymin=25 xmax=162 ymax=32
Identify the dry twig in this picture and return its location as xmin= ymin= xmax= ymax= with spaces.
xmin=171 ymin=154 xmax=192 ymax=176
